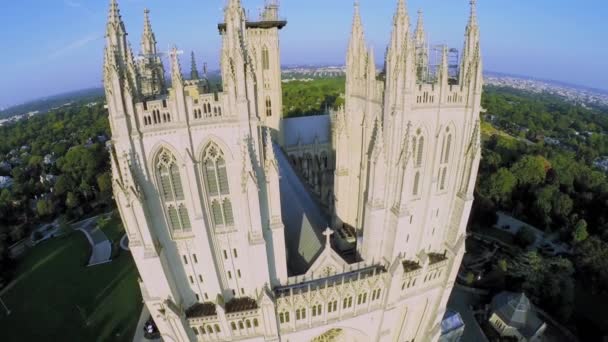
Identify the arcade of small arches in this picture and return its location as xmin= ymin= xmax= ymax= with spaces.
xmin=287 ymin=150 xmax=334 ymax=208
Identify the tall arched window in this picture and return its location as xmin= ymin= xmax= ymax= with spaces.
xmin=203 ymin=143 xmax=234 ymax=227
xmin=265 ymin=97 xmax=272 ymax=117
xmin=413 ymin=172 xmax=420 ymax=196
xmin=262 ymin=46 xmax=270 ymax=70
xmin=444 ymin=134 xmax=452 ymax=164
xmin=416 ymin=136 xmax=424 ymax=167
xmin=156 ymin=149 xmax=191 ymax=232
xmin=438 ymin=128 xmax=453 ymax=191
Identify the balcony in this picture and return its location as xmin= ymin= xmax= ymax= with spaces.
xmin=225 ymin=297 xmax=258 ymax=314
xmin=428 ymin=252 xmax=448 ymax=265
xmin=186 ymin=302 xmax=217 ymax=319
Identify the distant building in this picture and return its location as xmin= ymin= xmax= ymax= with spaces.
xmin=0 ymin=161 xmax=11 ymax=172
xmin=488 ymin=292 xmax=546 ymax=341
xmin=439 ymin=310 xmax=465 ymax=342
xmin=43 ymin=154 xmax=55 ymax=165
xmin=0 ymin=176 xmax=14 ymax=189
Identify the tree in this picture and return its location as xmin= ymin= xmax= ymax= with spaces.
xmin=484 ymin=168 xmax=516 ymax=204
xmin=36 ymin=199 xmax=54 ymax=217
xmin=497 ymin=259 xmax=508 ymax=272
xmin=552 ymin=193 xmax=573 ymax=220
xmin=574 ymin=236 xmax=608 ymax=293
xmin=515 ymin=226 xmax=537 ymax=248
xmin=572 ymin=219 xmax=589 ymax=243
xmin=465 ymin=272 xmax=475 ymax=285
xmin=97 ymin=172 xmax=112 ymax=199
xmin=66 ymin=192 xmax=80 ymax=209
xmin=510 ymin=155 xmax=547 ymax=187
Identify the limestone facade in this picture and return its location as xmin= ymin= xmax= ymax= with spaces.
xmin=103 ymin=0 xmax=482 ymax=341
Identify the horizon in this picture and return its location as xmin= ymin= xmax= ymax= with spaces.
xmin=1 ymin=0 xmax=607 ymax=107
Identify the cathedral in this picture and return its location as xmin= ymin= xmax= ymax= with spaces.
xmin=103 ymin=0 xmax=482 ymax=341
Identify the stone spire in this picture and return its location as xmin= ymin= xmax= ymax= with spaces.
xmin=264 ymin=128 xmax=277 ymax=169
xmin=346 ymin=1 xmax=367 ymax=96
xmin=387 ymin=0 xmax=410 ymax=67
xmin=347 ymin=1 xmax=365 ymax=65
xmin=141 ymin=9 xmax=157 ymax=56
xmin=105 ymin=0 xmax=127 ymax=47
xmin=414 ymin=9 xmax=425 ymax=46
xmin=169 ymin=47 xmax=183 ymax=85
xmin=461 ymin=0 xmax=481 ymax=84
xmin=190 ymin=51 xmax=200 ymax=80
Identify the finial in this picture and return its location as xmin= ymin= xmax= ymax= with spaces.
xmin=143 ymin=8 xmax=152 ymax=34
xmin=415 ymin=8 xmax=424 ymax=32
xmin=469 ymin=0 xmax=478 ymax=23
xmin=323 ymin=227 xmax=334 ymax=248
xmin=108 ymin=0 xmax=121 ymax=23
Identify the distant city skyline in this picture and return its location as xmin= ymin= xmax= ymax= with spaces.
xmin=0 ymin=0 xmax=607 ymax=107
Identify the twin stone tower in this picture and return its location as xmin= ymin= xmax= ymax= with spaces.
xmin=103 ymin=0 xmax=482 ymax=341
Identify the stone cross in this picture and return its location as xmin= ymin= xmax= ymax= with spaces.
xmin=323 ymin=227 xmax=334 ymax=248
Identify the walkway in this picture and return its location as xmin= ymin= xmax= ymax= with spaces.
xmin=75 ymin=215 xmax=112 ymax=266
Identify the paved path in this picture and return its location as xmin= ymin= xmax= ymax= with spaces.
xmin=76 ymin=214 xmax=112 ymax=266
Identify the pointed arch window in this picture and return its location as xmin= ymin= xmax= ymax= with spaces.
xmin=262 ymin=46 xmax=270 ymax=70
xmin=156 ymin=149 xmax=191 ymax=232
xmin=203 ymin=143 xmax=234 ymax=227
xmin=413 ymin=172 xmax=421 ymax=196
xmin=438 ymin=128 xmax=453 ymax=191
xmin=416 ymin=136 xmax=424 ymax=167
xmin=265 ymin=97 xmax=272 ymax=117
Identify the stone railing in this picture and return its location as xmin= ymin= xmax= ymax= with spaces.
xmin=191 ymin=93 xmax=225 ymax=121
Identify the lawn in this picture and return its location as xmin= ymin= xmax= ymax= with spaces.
xmin=0 ymin=227 xmax=142 ymax=342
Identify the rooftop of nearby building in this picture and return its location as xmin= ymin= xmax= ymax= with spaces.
xmin=490 ymin=291 xmax=545 ymax=339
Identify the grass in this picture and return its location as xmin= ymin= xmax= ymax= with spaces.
xmin=0 ymin=226 xmax=142 ymax=342
xmin=481 ymin=121 xmax=517 ymax=141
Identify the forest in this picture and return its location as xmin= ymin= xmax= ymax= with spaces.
xmin=0 ymin=101 xmax=112 ymax=286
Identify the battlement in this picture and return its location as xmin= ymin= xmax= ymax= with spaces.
xmin=135 ymin=90 xmax=228 ymax=131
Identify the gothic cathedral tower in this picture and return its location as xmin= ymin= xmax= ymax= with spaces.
xmin=333 ymin=0 xmax=482 ymax=339
xmin=104 ymin=0 xmax=287 ymax=340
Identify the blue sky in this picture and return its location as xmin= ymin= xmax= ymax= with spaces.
xmin=0 ymin=0 xmax=607 ymax=108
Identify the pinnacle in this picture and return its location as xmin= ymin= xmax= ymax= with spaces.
xmin=469 ymin=0 xmax=478 ymax=26
xmin=190 ymin=51 xmax=200 ymax=80
xmin=264 ymin=128 xmax=277 ymax=165
xmin=143 ymin=8 xmax=152 ymax=35
xmin=108 ymin=0 xmax=121 ymax=23
xmin=416 ymin=9 xmax=424 ymax=31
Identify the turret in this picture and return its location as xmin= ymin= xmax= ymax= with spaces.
xmin=414 ymin=9 xmax=429 ymax=82
xmin=346 ymin=1 xmax=366 ymax=85
xmin=190 ymin=51 xmax=200 ymax=80
xmin=104 ymin=0 xmax=137 ymax=137
xmin=138 ymin=8 xmax=165 ymax=98
xmin=460 ymin=0 xmax=481 ymax=86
